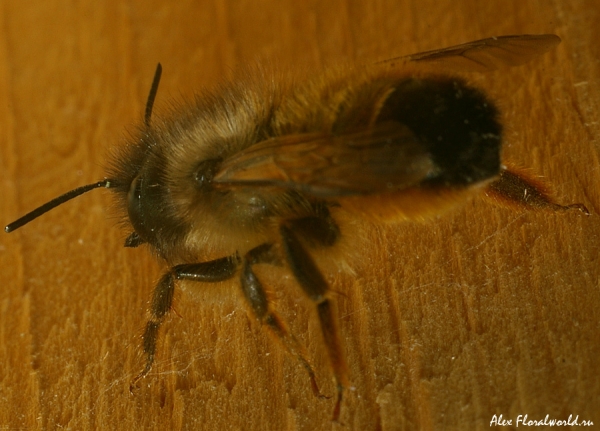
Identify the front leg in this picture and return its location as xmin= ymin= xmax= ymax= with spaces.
xmin=130 ymin=255 xmax=240 ymax=390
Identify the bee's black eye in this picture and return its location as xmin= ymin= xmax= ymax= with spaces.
xmin=194 ymin=159 xmax=221 ymax=190
xmin=127 ymin=175 xmax=146 ymax=237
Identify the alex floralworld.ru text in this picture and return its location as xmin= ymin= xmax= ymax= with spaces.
xmin=490 ymin=414 xmax=593 ymax=427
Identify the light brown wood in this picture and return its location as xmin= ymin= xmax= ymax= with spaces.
xmin=1 ymin=1 xmax=598 ymax=430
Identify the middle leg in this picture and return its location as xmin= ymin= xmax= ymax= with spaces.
xmin=240 ymin=242 xmax=324 ymax=398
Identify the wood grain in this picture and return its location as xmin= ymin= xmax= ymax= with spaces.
xmin=0 ymin=0 xmax=598 ymax=430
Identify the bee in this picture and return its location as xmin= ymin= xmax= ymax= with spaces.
xmin=5 ymin=34 xmax=589 ymax=421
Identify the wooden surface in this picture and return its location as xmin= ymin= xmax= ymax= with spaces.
xmin=1 ymin=0 xmax=599 ymax=430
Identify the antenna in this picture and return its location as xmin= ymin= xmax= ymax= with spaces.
xmin=6 ymin=64 xmax=163 ymax=234
xmin=5 ymin=180 xmax=113 ymax=233
xmin=144 ymin=63 xmax=162 ymax=126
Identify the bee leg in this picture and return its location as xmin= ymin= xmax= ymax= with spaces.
xmin=130 ymin=255 xmax=240 ymax=392
xmin=240 ymin=243 xmax=325 ymax=399
xmin=281 ymin=205 xmax=340 ymax=248
xmin=280 ymin=222 xmax=348 ymax=422
xmin=485 ymin=167 xmax=590 ymax=214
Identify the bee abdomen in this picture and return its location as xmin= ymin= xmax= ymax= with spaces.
xmin=377 ymin=77 xmax=502 ymax=187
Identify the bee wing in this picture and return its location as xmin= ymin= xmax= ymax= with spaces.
xmin=213 ymin=122 xmax=435 ymax=198
xmin=381 ymin=34 xmax=561 ymax=72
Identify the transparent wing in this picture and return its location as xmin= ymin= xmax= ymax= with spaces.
xmin=214 ymin=122 xmax=435 ymax=198
xmin=380 ymin=34 xmax=561 ymax=72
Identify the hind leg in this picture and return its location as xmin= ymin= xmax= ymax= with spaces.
xmin=485 ymin=167 xmax=589 ymax=213
xmin=279 ymin=216 xmax=348 ymax=422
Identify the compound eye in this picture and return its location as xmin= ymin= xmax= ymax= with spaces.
xmin=127 ymin=175 xmax=146 ymax=238
xmin=194 ymin=158 xmax=221 ymax=190
xmin=128 ymin=175 xmax=142 ymax=210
